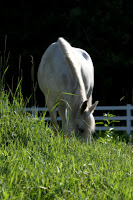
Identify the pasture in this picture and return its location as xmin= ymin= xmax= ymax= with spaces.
xmin=0 ymin=90 xmax=133 ymax=200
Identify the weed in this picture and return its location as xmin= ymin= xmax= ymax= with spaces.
xmin=96 ymin=112 xmax=121 ymax=143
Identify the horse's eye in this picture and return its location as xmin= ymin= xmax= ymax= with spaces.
xmin=79 ymin=128 xmax=84 ymax=133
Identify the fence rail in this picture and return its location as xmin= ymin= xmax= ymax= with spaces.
xmin=22 ymin=104 xmax=133 ymax=136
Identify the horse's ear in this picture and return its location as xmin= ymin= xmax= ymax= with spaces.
xmin=81 ymin=100 xmax=99 ymax=114
xmin=80 ymin=100 xmax=88 ymax=113
xmin=89 ymin=101 xmax=99 ymax=113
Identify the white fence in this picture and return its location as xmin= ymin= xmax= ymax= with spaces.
xmin=23 ymin=104 xmax=133 ymax=136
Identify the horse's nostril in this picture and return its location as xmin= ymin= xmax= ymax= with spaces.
xmin=79 ymin=128 xmax=84 ymax=133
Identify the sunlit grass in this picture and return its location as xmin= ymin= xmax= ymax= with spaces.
xmin=0 ymin=89 xmax=133 ymax=200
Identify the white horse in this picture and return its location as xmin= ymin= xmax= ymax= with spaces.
xmin=38 ymin=37 xmax=98 ymax=143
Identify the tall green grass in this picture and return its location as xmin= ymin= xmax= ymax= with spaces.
xmin=0 ymin=89 xmax=133 ymax=200
xmin=0 ymin=36 xmax=10 ymax=89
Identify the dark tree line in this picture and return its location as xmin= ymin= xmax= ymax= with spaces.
xmin=0 ymin=0 xmax=133 ymax=106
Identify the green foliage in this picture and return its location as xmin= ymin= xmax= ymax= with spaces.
xmin=0 ymin=91 xmax=133 ymax=199
xmin=96 ymin=113 xmax=121 ymax=143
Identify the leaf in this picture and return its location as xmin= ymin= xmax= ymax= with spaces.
xmin=103 ymin=119 xmax=108 ymax=122
xmin=39 ymin=186 xmax=49 ymax=191
xmin=62 ymin=92 xmax=75 ymax=96
xmin=103 ymin=113 xmax=108 ymax=117
xmin=95 ymin=122 xmax=104 ymax=125
xmin=1 ymin=66 xmax=9 ymax=82
xmin=109 ymin=128 xmax=114 ymax=131
xmin=60 ymin=99 xmax=72 ymax=110
xmin=110 ymin=120 xmax=120 ymax=123
xmin=69 ymin=196 xmax=73 ymax=200
xmin=120 ymin=96 xmax=125 ymax=101
xmin=57 ymin=166 xmax=60 ymax=173
xmin=51 ymin=102 xmax=59 ymax=111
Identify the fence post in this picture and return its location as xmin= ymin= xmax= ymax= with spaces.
xmin=126 ymin=104 xmax=131 ymax=136
xmin=32 ymin=106 xmax=36 ymax=118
